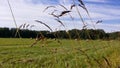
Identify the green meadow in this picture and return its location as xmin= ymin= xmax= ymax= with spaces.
xmin=0 ymin=38 xmax=120 ymax=68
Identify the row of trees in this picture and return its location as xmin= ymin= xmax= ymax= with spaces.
xmin=0 ymin=27 xmax=120 ymax=40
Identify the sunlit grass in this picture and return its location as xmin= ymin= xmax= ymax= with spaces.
xmin=0 ymin=38 xmax=119 ymax=68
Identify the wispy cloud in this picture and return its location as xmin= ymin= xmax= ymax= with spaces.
xmin=85 ymin=0 xmax=107 ymax=3
xmin=0 ymin=0 xmax=120 ymax=32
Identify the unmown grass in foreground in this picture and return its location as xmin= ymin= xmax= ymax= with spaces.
xmin=0 ymin=38 xmax=120 ymax=68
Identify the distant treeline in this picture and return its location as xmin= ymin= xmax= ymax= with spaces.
xmin=0 ymin=27 xmax=120 ymax=40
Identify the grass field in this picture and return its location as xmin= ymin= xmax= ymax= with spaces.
xmin=0 ymin=38 xmax=120 ymax=68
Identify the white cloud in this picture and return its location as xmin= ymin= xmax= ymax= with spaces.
xmin=0 ymin=0 xmax=120 ymax=32
xmin=85 ymin=0 xmax=107 ymax=3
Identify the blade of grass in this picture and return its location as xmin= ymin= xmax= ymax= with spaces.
xmin=35 ymin=20 xmax=53 ymax=32
xmin=7 ymin=0 xmax=21 ymax=38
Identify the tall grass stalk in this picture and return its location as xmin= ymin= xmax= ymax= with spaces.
xmin=7 ymin=0 xmax=21 ymax=38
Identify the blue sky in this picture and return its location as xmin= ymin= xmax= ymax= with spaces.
xmin=86 ymin=0 xmax=120 ymax=6
xmin=0 ymin=0 xmax=120 ymax=32
xmin=26 ymin=0 xmax=59 ymax=4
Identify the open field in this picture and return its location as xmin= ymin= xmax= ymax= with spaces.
xmin=0 ymin=38 xmax=120 ymax=68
